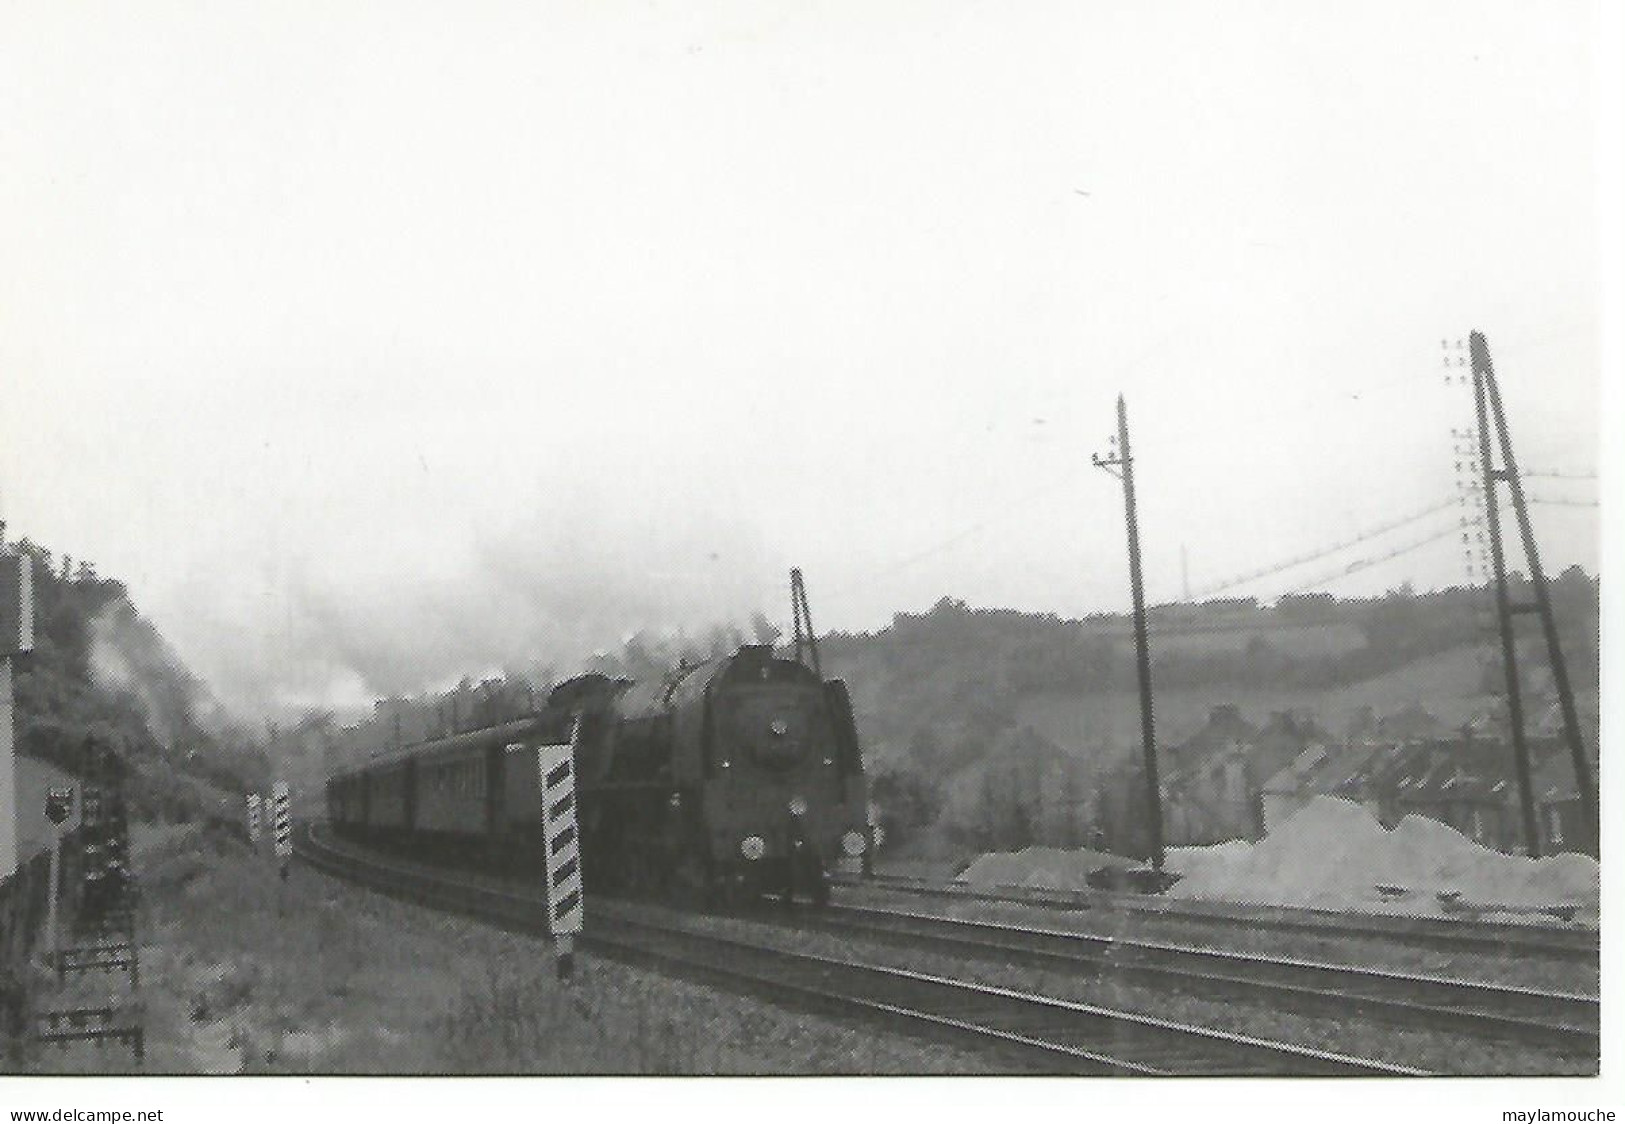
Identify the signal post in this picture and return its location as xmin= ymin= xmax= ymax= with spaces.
xmin=537 ymin=718 xmax=585 ymax=981
xmin=271 ymin=782 xmax=291 ymax=880
xmin=43 ymin=786 xmax=73 ymax=969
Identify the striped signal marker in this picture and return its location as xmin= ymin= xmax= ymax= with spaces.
xmin=537 ymin=717 xmax=584 ymax=978
xmin=272 ymin=781 xmax=292 ymax=861
xmin=247 ymin=793 xmax=262 ymax=844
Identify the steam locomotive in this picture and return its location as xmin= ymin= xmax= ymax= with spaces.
xmin=326 ymin=645 xmax=870 ymax=906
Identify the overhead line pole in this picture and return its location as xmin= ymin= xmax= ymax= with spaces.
xmin=790 ymin=567 xmax=822 ymax=677
xmin=1093 ymin=395 xmax=1163 ymax=874
xmin=1472 ymin=331 xmax=1597 ymax=857
xmin=1470 ymin=336 xmax=1542 ymax=858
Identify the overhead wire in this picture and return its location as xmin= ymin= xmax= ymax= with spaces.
xmin=1275 ymin=521 xmax=1464 ymax=597
xmin=1522 ymin=470 xmax=1598 ymax=481
xmin=1184 ymin=496 xmax=1458 ymax=601
xmin=751 ymin=319 xmax=1596 ymax=629
xmin=814 ymin=475 xmax=1077 ymax=600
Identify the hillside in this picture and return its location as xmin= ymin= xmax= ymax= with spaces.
xmin=817 ymin=573 xmax=1600 ymax=863
xmin=7 ymin=540 xmax=265 ymax=823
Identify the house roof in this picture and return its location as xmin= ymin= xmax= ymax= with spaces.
xmin=1266 ymin=733 xmax=1577 ymax=810
xmin=1164 ymin=704 xmax=1257 ymax=781
xmin=1262 ymin=741 xmax=1382 ymax=797
xmin=1375 ymin=701 xmax=1448 ymax=740
xmin=1529 ymin=745 xmax=1598 ymax=803
xmin=1251 ymin=711 xmax=1331 ymax=782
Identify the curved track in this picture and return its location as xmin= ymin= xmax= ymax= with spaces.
xmin=295 ymin=828 xmax=1423 ymax=1076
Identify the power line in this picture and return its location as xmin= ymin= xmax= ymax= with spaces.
xmin=1521 ymin=469 xmax=1598 ymax=481
xmin=816 ymin=476 xmax=1075 ymax=599
xmin=1274 ymin=520 xmax=1462 ymax=596
xmin=1528 ymin=497 xmax=1600 ymax=509
xmin=1186 ymin=496 xmax=1457 ymax=600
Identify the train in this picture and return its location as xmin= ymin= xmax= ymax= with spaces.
xmin=326 ymin=644 xmax=870 ymax=907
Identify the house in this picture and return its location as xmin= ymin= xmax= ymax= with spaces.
xmin=1262 ymin=727 xmax=1586 ymax=856
xmin=1161 ymin=705 xmax=1258 ymax=846
xmin=1531 ymin=747 xmax=1598 ymax=855
xmin=1161 ymin=707 xmax=1330 ymax=846
xmin=1375 ymin=701 xmax=1449 ymax=742
xmin=1359 ymin=737 xmax=1522 ymax=850
xmin=1261 ymin=740 xmax=1383 ymax=834
xmin=1252 ymin=712 xmax=1332 ymax=795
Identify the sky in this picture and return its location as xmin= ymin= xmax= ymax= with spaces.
xmin=0 ymin=0 xmax=1613 ymax=717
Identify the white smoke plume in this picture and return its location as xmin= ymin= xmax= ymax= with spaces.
xmin=155 ymin=498 xmax=786 ymax=722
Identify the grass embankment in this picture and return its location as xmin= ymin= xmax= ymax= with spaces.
xmin=88 ymin=823 xmax=987 ymax=1075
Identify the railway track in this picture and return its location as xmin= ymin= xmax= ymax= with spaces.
xmin=835 ymin=871 xmax=1600 ymax=963
xmin=770 ymin=901 xmax=1599 ymax=1059
xmin=295 ymin=828 xmax=1422 ymax=1076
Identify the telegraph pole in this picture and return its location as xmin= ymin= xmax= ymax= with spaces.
xmin=1093 ymin=395 xmax=1163 ymax=873
xmin=1469 ymin=331 xmax=1597 ymax=857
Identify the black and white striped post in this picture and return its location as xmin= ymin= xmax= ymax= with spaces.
xmin=271 ymin=781 xmax=291 ymax=880
xmin=246 ymin=793 xmax=262 ymax=846
xmin=538 ymin=717 xmax=584 ymax=981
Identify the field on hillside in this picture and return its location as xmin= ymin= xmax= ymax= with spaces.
xmin=1016 ymin=644 xmax=1510 ymax=751
xmin=1085 ymin=619 xmax=1369 ymax=658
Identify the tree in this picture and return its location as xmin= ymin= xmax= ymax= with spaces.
xmin=868 ymin=764 xmax=943 ymax=852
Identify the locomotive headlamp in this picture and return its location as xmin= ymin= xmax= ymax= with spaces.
xmin=787 ymin=795 xmax=808 ymax=817
xmin=740 ymin=835 xmax=766 ymax=861
xmin=841 ymin=830 xmax=867 ymax=857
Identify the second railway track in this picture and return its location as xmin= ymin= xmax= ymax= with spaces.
xmin=760 ymin=901 xmax=1599 ymax=1058
xmin=834 ymin=871 xmax=1600 ymax=962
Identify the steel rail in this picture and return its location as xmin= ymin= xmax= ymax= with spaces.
xmin=295 ymin=828 xmax=1422 ymax=1076
xmin=833 ymin=872 xmax=1599 ymax=961
xmin=779 ymin=901 xmax=1597 ymax=1059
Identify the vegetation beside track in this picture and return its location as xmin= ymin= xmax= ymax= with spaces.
xmin=67 ymin=823 xmax=990 ymax=1074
